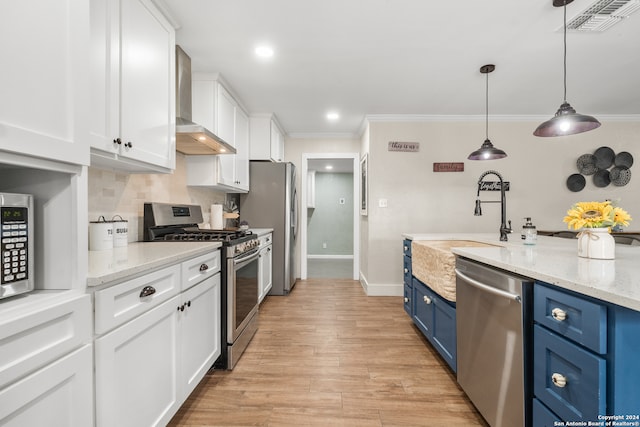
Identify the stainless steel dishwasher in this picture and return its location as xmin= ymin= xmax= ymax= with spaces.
xmin=455 ymin=257 xmax=532 ymax=427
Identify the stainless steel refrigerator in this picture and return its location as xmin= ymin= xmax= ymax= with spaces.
xmin=240 ymin=161 xmax=298 ymax=295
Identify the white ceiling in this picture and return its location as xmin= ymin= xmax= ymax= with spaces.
xmin=158 ymin=0 xmax=640 ymax=138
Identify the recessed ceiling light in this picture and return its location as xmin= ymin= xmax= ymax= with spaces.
xmin=325 ymin=165 xmax=333 ymax=170
xmin=326 ymin=112 xmax=340 ymax=121
xmin=255 ymin=45 xmax=274 ymax=58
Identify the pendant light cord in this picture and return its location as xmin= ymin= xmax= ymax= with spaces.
xmin=563 ymin=2 xmax=567 ymax=103
xmin=485 ymin=70 xmax=489 ymax=140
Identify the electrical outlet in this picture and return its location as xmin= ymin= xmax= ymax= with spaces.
xmin=339 ymin=198 xmax=345 ymax=205
xmin=378 ymin=198 xmax=388 ymax=208
xmin=322 ymin=242 xmax=327 ymax=249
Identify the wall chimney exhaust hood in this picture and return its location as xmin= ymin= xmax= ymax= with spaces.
xmin=175 ymin=45 xmax=236 ymax=155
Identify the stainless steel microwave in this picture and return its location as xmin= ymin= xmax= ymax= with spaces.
xmin=1 ymin=192 xmax=34 ymax=299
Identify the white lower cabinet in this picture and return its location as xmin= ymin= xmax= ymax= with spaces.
xmin=95 ymin=293 xmax=180 ymax=427
xmin=0 ymin=344 xmax=93 ymax=427
xmin=94 ymin=258 xmax=221 ymax=427
xmin=258 ymin=233 xmax=273 ymax=303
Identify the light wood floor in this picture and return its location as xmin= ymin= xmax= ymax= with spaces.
xmin=169 ymin=279 xmax=487 ymax=427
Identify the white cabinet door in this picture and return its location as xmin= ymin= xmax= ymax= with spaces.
xmin=179 ymin=274 xmax=221 ymax=400
xmin=0 ymin=0 xmax=89 ymax=166
xmin=258 ymin=244 xmax=273 ymax=303
xmin=95 ymin=294 xmax=180 ymax=427
xmin=0 ymin=345 xmax=93 ymax=427
xmin=90 ymin=0 xmax=175 ymax=173
xmin=216 ymin=83 xmax=236 ymax=146
xmin=234 ymin=108 xmax=250 ymax=191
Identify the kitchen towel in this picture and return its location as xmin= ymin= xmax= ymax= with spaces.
xmin=211 ymin=204 xmax=224 ymax=230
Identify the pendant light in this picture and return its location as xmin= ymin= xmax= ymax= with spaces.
xmin=468 ymin=64 xmax=507 ymax=160
xmin=533 ymin=0 xmax=601 ymax=137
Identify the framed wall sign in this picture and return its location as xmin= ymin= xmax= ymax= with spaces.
xmin=360 ymin=154 xmax=368 ymax=216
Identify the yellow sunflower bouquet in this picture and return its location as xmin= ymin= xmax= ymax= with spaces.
xmin=563 ymin=200 xmax=632 ymax=230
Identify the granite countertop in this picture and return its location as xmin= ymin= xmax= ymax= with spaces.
xmin=87 ymin=241 xmax=221 ymax=288
xmin=250 ymin=228 xmax=274 ymax=237
xmin=402 ymin=233 xmax=640 ymax=312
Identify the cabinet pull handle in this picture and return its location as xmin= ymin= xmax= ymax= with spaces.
xmin=199 ymin=263 xmax=209 ymax=272
xmin=404 ymin=246 xmax=409 ymax=252
xmin=551 ymin=373 xmax=567 ymax=388
xmin=113 ymin=138 xmax=122 ymax=145
xmin=179 ymin=303 xmax=185 ymax=312
xmin=423 ymin=295 xmax=432 ymax=304
xmin=551 ymin=308 xmax=567 ymax=321
xmin=404 ymin=268 xmax=409 ymax=273
xmin=404 ymin=297 xmax=409 ymax=303
xmin=139 ymin=286 xmax=156 ymax=298
xmin=187 ymin=301 xmax=191 ymax=307
xmin=267 ymin=248 xmax=271 ymax=252
xmin=124 ymin=141 xmax=133 ymax=148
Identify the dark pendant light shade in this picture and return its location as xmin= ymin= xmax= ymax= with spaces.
xmin=534 ymin=0 xmax=601 ymax=137
xmin=468 ymin=64 xmax=507 ymax=161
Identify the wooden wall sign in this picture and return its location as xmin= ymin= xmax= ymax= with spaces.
xmin=433 ymin=162 xmax=464 ymax=172
xmin=479 ymin=181 xmax=510 ymax=191
xmin=388 ymin=141 xmax=420 ymax=152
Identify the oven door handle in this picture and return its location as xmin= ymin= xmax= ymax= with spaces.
xmin=233 ymin=248 xmax=259 ymax=266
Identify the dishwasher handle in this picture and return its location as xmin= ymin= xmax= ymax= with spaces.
xmin=455 ymin=268 xmax=522 ymax=303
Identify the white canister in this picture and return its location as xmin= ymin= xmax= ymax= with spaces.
xmin=89 ymin=216 xmax=113 ymax=251
xmin=111 ymin=215 xmax=128 ymax=247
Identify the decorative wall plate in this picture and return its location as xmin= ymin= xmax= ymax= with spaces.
xmin=593 ymin=169 xmax=611 ymax=187
xmin=610 ymin=166 xmax=631 ymax=186
xmin=566 ymin=173 xmax=586 ymax=192
xmin=577 ymin=154 xmax=598 ymax=175
xmin=594 ymin=146 xmax=615 ymax=169
xmin=614 ymin=151 xmax=634 ymax=168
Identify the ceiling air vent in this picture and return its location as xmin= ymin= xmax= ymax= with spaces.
xmin=563 ymin=0 xmax=640 ymax=31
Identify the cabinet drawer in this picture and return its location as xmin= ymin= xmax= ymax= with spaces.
xmin=403 ymin=255 xmax=411 ymax=285
xmin=403 ymin=283 xmax=412 ymax=316
xmin=95 ymin=265 xmax=181 ymax=335
xmin=403 ymin=239 xmax=412 ymax=257
xmin=0 ymin=293 xmax=91 ymax=388
xmin=534 ymin=325 xmax=606 ymax=421
xmin=534 ymin=282 xmax=607 ymax=354
xmin=181 ymin=250 xmax=221 ymax=291
xmin=258 ymin=233 xmax=272 ymax=247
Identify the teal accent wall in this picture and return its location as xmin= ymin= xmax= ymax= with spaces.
xmin=307 ymin=172 xmax=354 ymax=255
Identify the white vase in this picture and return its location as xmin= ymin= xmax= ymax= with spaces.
xmin=577 ymin=228 xmax=615 ymax=260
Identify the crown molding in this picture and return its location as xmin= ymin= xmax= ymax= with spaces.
xmin=364 ymin=114 xmax=640 ymax=122
xmin=286 ymin=132 xmax=359 ymax=140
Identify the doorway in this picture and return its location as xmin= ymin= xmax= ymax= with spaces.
xmin=300 ymin=153 xmax=359 ymax=280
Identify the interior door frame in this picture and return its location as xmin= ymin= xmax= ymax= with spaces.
xmin=300 ymin=153 xmax=360 ymax=280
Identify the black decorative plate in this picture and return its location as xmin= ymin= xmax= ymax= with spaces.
xmin=566 ymin=173 xmax=586 ymax=192
xmin=614 ymin=151 xmax=634 ymax=168
xmin=594 ymin=146 xmax=615 ymax=169
xmin=593 ymin=169 xmax=611 ymax=187
xmin=576 ymin=154 xmax=598 ymax=175
xmin=610 ymin=166 xmax=631 ymax=186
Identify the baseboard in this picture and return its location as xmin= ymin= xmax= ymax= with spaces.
xmin=307 ymin=254 xmax=354 ymax=260
xmin=359 ymin=274 xmax=403 ymax=296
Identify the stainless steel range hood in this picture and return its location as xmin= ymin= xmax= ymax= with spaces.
xmin=175 ymin=45 xmax=236 ymax=155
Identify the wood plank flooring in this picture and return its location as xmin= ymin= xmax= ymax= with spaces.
xmin=168 ymin=279 xmax=487 ymax=427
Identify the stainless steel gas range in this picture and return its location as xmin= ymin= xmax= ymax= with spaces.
xmin=143 ymin=202 xmax=260 ymax=369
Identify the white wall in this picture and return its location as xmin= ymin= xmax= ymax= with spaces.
xmin=361 ymin=118 xmax=640 ymax=291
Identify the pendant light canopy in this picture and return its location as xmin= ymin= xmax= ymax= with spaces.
xmin=468 ymin=64 xmax=507 ymax=161
xmin=534 ymin=0 xmax=601 ymax=137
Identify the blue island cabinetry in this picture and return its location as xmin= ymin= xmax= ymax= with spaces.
xmin=402 ymin=239 xmax=412 ymax=316
xmin=532 ymin=281 xmax=640 ymax=426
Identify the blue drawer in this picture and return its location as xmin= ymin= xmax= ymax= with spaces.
xmin=534 ymin=282 xmax=607 ymax=354
xmin=534 ymin=325 xmax=606 ymax=421
xmin=403 ymin=255 xmax=412 ymax=286
xmin=403 ymin=283 xmax=412 ymax=316
xmin=532 ymin=398 xmax=562 ymax=427
xmin=403 ymin=239 xmax=412 ymax=257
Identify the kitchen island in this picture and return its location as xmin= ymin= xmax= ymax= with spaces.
xmin=402 ymin=232 xmax=640 ymax=426
xmin=403 ymin=232 xmax=640 ymax=311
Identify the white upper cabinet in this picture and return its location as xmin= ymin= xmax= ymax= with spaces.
xmin=249 ymin=114 xmax=285 ymax=162
xmin=187 ymin=75 xmax=250 ymax=192
xmin=90 ymin=0 xmax=176 ymax=173
xmin=0 ymin=0 xmax=90 ymax=166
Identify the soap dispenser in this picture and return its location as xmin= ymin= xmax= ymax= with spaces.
xmin=522 ymin=217 xmax=537 ymax=245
